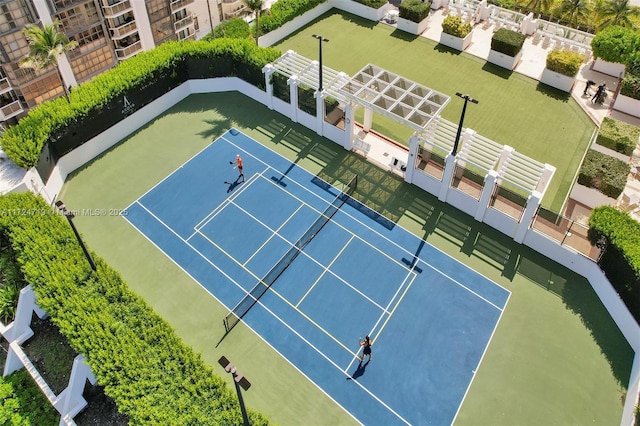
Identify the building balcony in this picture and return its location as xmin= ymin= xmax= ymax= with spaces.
xmin=0 ymin=78 xmax=12 ymax=96
xmin=0 ymin=100 xmax=23 ymax=121
xmin=170 ymin=0 xmax=194 ymax=14
xmin=115 ymin=40 xmax=142 ymax=60
xmin=174 ymin=13 xmax=194 ymax=32
xmin=110 ymin=21 xmax=137 ymax=40
xmin=177 ymin=29 xmax=195 ymax=41
xmin=102 ymin=0 xmax=133 ymax=18
xmin=222 ymin=0 xmax=247 ymax=14
xmin=223 ymin=6 xmax=248 ymax=20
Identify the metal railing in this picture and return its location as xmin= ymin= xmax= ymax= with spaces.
xmin=115 ymin=40 xmax=142 ymax=60
xmin=170 ymin=0 xmax=194 ymax=13
xmin=102 ymin=0 xmax=131 ymax=18
xmin=0 ymin=100 xmax=24 ymax=121
xmin=531 ymin=210 xmax=601 ymax=261
xmin=110 ymin=21 xmax=137 ymax=39
xmin=174 ymin=14 xmax=194 ymax=32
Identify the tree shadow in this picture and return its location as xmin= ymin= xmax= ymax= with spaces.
xmin=481 ymin=62 xmax=513 ymax=79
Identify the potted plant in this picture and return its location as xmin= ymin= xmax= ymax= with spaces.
xmin=613 ymin=59 xmax=640 ymax=118
xmin=540 ymin=49 xmax=584 ymax=92
xmin=439 ymin=15 xmax=473 ymax=51
xmin=487 ymin=28 xmax=526 ymax=70
xmin=590 ymin=26 xmax=639 ymax=77
xmin=397 ymin=0 xmax=432 ymax=35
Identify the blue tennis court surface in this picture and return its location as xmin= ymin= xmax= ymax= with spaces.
xmin=124 ymin=129 xmax=510 ymax=425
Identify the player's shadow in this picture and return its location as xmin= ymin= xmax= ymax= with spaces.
xmin=225 ymin=176 xmax=244 ymax=193
xmin=347 ymin=360 xmax=370 ymax=381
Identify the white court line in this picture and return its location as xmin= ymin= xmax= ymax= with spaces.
xmin=451 ymin=291 xmax=512 ymax=425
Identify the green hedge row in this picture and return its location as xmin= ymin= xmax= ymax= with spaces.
xmin=352 ymin=0 xmax=388 ymax=8
xmin=0 ymin=369 xmax=59 ymax=424
xmin=0 ymin=192 xmax=270 ymax=425
xmin=491 ymin=28 xmax=526 ymax=57
xmin=545 ymin=49 xmax=584 ymax=77
xmin=589 ymin=206 xmax=640 ymax=324
xmin=591 ymin=26 xmax=640 ymax=66
xmin=259 ymin=0 xmax=327 ymax=34
xmin=0 ymin=39 xmax=280 ymax=170
xmin=621 ymin=73 xmax=640 ymax=100
xmin=399 ymin=0 xmax=431 ymax=23
xmin=596 ymin=117 xmax=640 ymax=156
xmin=210 ymin=18 xmax=252 ymax=40
xmin=577 ymin=149 xmax=629 ymax=198
xmin=441 ymin=15 xmax=472 ymax=38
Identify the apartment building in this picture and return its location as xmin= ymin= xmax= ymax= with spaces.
xmin=0 ymin=0 xmax=221 ymax=128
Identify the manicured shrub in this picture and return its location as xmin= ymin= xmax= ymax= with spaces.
xmin=596 ymin=117 xmax=640 ymax=156
xmin=398 ymin=0 xmax=431 ymax=23
xmin=0 ymin=39 xmax=280 ymax=170
xmin=620 ymin=73 xmax=640 ymax=100
xmin=591 ymin=26 xmax=640 ymax=66
xmin=491 ymin=28 xmax=526 ymax=57
xmin=441 ymin=15 xmax=472 ymax=38
xmin=352 ymin=0 xmax=387 ymax=7
xmin=545 ymin=49 xmax=584 ymax=76
xmin=0 ymin=370 xmax=59 ymax=425
xmin=259 ymin=0 xmax=326 ymax=34
xmin=577 ymin=149 xmax=629 ymax=198
xmin=588 ymin=206 xmax=640 ymax=324
xmin=210 ymin=18 xmax=251 ymax=39
xmin=0 ymin=192 xmax=271 ymax=425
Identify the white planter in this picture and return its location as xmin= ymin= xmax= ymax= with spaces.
xmin=487 ymin=49 xmax=523 ymax=70
xmin=539 ymin=68 xmax=576 ymax=92
xmin=592 ymin=58 xmax=626 ymax=79
xmin=397 ymin=15 xmax=430 ymax=35
xmin=439 ymin=31 xmax=473 ymax=51
xmin=330 ymin=0 xmax=390 ymax=22
xmin=613 ymin=93 xmax=640 ymax=118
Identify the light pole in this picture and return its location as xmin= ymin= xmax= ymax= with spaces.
xmin=311 ymin=34 xmax=329 ymax=92
xmin=55 ymin=200 xmax=97 ymax=271
xmin=218 ymin=356 xmax=251 ymax=426
xmin=451 ymin=92 xmax=479 ymax=156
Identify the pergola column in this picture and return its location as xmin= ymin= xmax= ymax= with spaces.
xmin=536 ymin=164 xmax=556 ymax=195
xmin=288 ymin=76 xmax=299 ymax=123
xmin=405 ymin=133 xmax=419 ymax=183
xmin=363 ymin=107 xmax=373 ymax=132
xmin=475 ymin=170 xmax=499 ymax=222
xmin=514 ymin=191 xmax=542 ymax=243
xmin=439 ymin=154 xmax=456 ymax=201
xmin=343 ymin=103 xmax=355 ymax=150
xmin=315 ymin=90 xmax=324 ymax=136
xmin=262 ymin=64 xmax=275 ymax=110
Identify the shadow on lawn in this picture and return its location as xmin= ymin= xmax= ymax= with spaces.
xmin=481 ymin=62 xmax=513 ymax=79
xmin=535 ymin=82 xmax=571 ymax=102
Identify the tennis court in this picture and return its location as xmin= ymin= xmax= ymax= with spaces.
xmin=124 ymin=129 xmax=510 ymax=425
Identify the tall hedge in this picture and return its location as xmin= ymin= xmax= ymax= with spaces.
xmin=398 ymin=0 xmax=431 ymax=23
xmin=577 ymin=149 xmax=629 ymax=198
xmin=595 ymin=117 xmax=640 ymax=156
xmin=0 ymin=192 xmax=270 ymax=425
xmin=545 ymin=49 xmax=584 ymax=77
xmin=352 ymin=0 xmax=387 ymax=8
xmin=589 ymin=206 xmax=640 ymax=324
xmin=258 ymin=0 xmax=326 ymax=35
xmin=591 ymin=25 xmax=640 ymax=66
xmin=0 ymin=39 xmax=280 ymax=170
xmin=491 ymin=28 xmax=526 ymax=57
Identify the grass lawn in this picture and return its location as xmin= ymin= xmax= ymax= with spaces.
xmin=272 ymin=10 xmax=596 ymax=213
xmin=59 ymin=92 xmax=633 ymax=426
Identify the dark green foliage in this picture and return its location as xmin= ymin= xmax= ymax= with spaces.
xmin=259 ymin=0 xmax=326 ymax=34
xmin=577 ymin=149 xmax=629 ymax=198
xmin=0 ymin=235 xmax=26 ymax=323
xmin=596 ymin=117 xmax=640 ymax=155
xmin=0 ymin=369 xmax=59 ymax=425
xmin=0 ymin=39 xmax=280 ymax=170
xmin=591 ymin=26 xmax=640 ymax=65
xmin=620 ymin=73 xmax=640 ymax=100
xmin=545 ymin=49 xmax=584 ymax=76
xmin=588 ymin=206 xmax=640 ymax=324
xmin=0 ymin=192 xmax=271 ymax=425
xmin=298 ymin=85 xmax=317 ymax=116
xmin=441 ymin=15 xmax=472 ymax=38
xmin=212 ymin=18 xmax=252 ymax=39
xmin=491 ymin=28 xmax=526 ymax=57
xmin=352 ymin=0 xmax=388 ymax=8
xmin=399 ymin=0 xmax=432 ymax=23
xmin=272 ymin=73 xmax=290 ymax=103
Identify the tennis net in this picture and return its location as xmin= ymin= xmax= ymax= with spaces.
xmin=223 ymin=174 xmax=358 ymax=333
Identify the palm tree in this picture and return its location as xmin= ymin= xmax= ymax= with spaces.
xmin=525 ymin=0 xmax=554 ymax=17
xmin=555 ymin=0 xmax=591 ymax=28
xmin=597 ymin=0 xmax=640 ymax=30
xmin=19 ymin=20 xmax=78 ymax=100
xmin=244 ymin=0 xmax=263 ymax=45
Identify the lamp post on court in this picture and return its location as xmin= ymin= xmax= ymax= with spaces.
xmin=451 ymin=92 xmax=479 ymax=156
xmin=311 ymin=34 xmax=329 ymax=92
xmin=55 ymin=200 xmax=97 ymax=271
xmin=218 ymin=356 xmax=251 ymax=426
